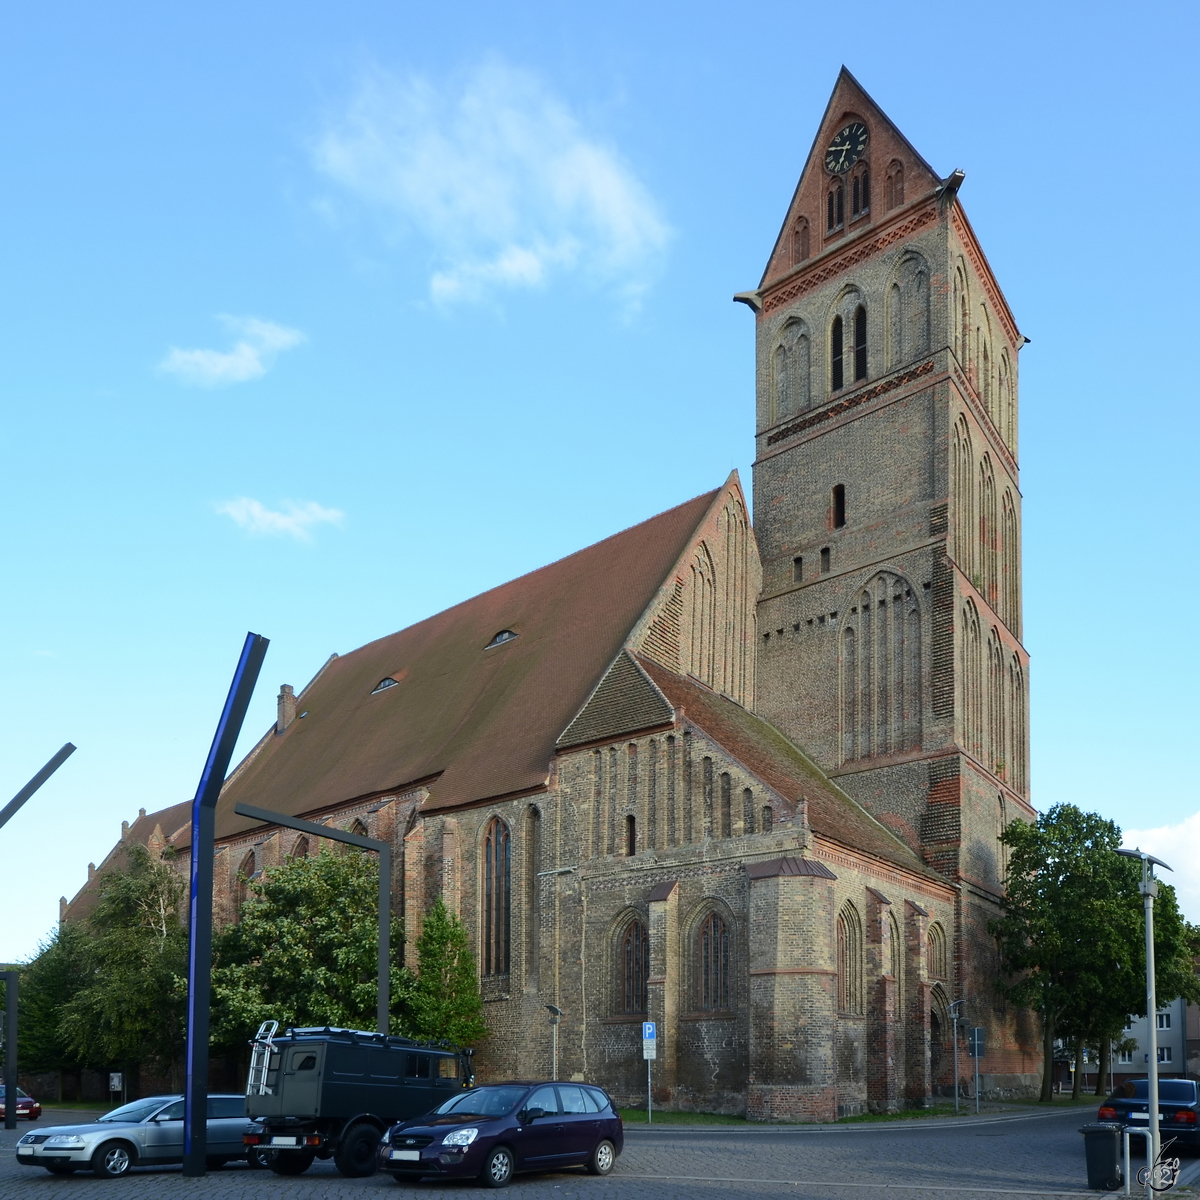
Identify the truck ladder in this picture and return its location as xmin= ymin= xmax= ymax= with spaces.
xmin=246 ymin=1020 xmax=279 ymax=1096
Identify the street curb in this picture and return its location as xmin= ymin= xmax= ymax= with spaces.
xmin=623 ymin=1105 xmax=1098 ymax=1134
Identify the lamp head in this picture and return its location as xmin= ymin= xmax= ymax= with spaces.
xmin=1116 ymin=847 xmax=1173 ymax=873
xmin=545 ymin=1004 xmax=563 ymax=1018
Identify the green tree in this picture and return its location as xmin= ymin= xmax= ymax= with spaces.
xmin=408 ymin=895 xmax=488 ymax=1047
xmin=16 ymin=923 xmax=91 ymax=1085
xmin=992 ymin=805 xmax=1200 ymax=1103
xmin=58 ymin=844 xmax=189 ymax=1086
xmin=211 ymin=848 xmax=411 ymax=1047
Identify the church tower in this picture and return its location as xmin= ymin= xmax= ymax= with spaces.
xmin=743 ymin=69 xmax=1034 ymax=1073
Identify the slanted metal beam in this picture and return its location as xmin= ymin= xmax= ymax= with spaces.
xmin=182 ymin=633 xmax=268 ymax=1178
xmin=232 ymin=802 xmax=392 ymax=1037
xmin=0 ymin=744 xmax=76 ymax=831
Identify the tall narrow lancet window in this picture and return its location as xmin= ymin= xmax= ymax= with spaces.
xmin=837 ymin=903 xmax=864 ymax=1014
xmin=792 ymin=217 xmax=810 ymax=265
xmin=886 ymin=160 xmax=904 ymax=209
xmin=927 ymin=922 xmax=948 ymax=980
xmin=620 ymin=918 xmax=649 ymax=1014
xmin=832 ymin=484 xmax=847 ymax=528
xmin=827 ymin=184 xmax=844 ymax=232
xmin=831 ymin=316 xmax=844 ymax=391
xmin=625 ymin=814 xmax=636 ymax=857
xmin=290 ymin=836 xmax=309 ymax=860
xmin=854 ymin=305 xmax=868 ymax=382
xmin=483 ymin=817 xmax=511 ymax=976
xmin=698 ymin=912 xmax=731 ymax=1011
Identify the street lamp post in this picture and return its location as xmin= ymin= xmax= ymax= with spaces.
xmin=1116 ymin=847 xmax=1172 ymax=1183
xmin=545 ymin=1005 xmax=562 ymax=1081
xmin=948 ymin=1000 xmax=964 ymax=1116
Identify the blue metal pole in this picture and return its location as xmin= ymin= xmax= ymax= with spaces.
xmin=182 ymin=633 xmax=268 ymax=1178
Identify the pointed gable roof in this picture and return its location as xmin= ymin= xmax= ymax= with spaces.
xmin=635 ymin=656 xmax=944 ymax=881
xmin=195 ymin=489 xmax=721 ymax=843
xmin=759 ymin=66 xmax=942 ymax=290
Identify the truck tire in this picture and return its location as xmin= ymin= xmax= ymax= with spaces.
xmin=268 ymin=1150 xmax=314 ymax=1176
xmin=334 ymin=1122 xmax=380 ymax=1177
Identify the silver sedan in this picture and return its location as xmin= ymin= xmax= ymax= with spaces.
xmin=15 ymin=1094 xmax=251 ymax=1178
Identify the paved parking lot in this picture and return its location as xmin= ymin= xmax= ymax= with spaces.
xmin=0 ymin=1103 xmax=1183 ymax=1199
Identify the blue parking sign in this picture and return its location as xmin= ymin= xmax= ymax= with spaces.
xmin=643 ymin=1022 xmax=656 ymax=1040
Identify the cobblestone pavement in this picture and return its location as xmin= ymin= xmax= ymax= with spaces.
xmin=0 ymin=1104 xmax=1181 ymax=1199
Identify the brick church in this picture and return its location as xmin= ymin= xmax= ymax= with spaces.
xmin=71 ymin=69 xmax=1040 ymax=1117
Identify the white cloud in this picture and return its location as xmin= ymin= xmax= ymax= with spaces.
xmin=1123 ymin=812 xmax=1200 ymax=925
xmin=160 ymin=315 xmax=305 ymax=388
xmin=312 ymin=59 xmax=671 ymax=306
xmin=215 ymin=498 xmax=344 ymax=541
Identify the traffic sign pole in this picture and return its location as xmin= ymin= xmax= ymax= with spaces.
xmin=642 ymin=1022 xmax=657 ymax=1124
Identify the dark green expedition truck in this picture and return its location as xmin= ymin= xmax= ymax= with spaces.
xmin=242 ymin=1022 xmax=473 ymax=1177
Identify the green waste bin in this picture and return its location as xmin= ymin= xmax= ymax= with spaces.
xmin=1079 ymin=1122 xmax=1123 ymax=1192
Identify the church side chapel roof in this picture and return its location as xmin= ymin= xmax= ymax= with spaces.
xmin=172 ymin=488 xmax=722 ymax=847
xmin=634 ymin=655 xmax=944 ymax=882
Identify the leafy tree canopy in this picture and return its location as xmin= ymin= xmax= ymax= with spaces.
xmin=58 ymin=844 xmax=189 ymax=1079
xmin=211 ymin=848 xmax=411 ymax=1047
xmin=408 ymin=895 xmax=488 ymax=1047
xmin=15 ymin=922 xmax=91 ymax=1073
xmin=991 ymin=804 xmax=1200 ymax=1102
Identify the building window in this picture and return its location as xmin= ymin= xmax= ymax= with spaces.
xmin=886 ymin=160 xmax=904 ymax=210
xmin=698 ymin=912 xmax=731 ymax=1011
xmin=820 ymin=546 xmax=831 ymax=574
xmin=837 ymin=902 xmax=864 ymax=1014
xmin=792 ymin=217 xmax=810 ymax=265
xmin=831 ymin=315 xmax=844 ymax=391
xmin=620 ymin=918 xmax=649 ymax=1014
xmin=485 ymin=629 xmax=519 ymax=649
xmin=483 ymin=817 xmax=511 ymax=976
xmin=827 ymin=184 xmax=844 ymax=233
xmin=719 ymin=773 xmax=732 ymax=837
xmin=1159 ymin=1046 xmax=1173 ymax=1063
xmin=625 ymin=814 xmax=636 ymax=857
xmin=1157 ymin=1012 xmax=1172 ymax=1029
xmin=927 ymin=922 xmax=948 ymax=980
xmin=290 ymin=836 xmax=309 ymax=860
xmin=1124 ymin=1019 xmax=1134 ymax=1031
xmin=1118 ymin=1049 xmax=1133 ymax=1064
xmin=761 ymin=805 xmax=773 ymax=833
xmin=854 ymin=305 xmax=867 ymax=382
xmin=793 ymin=556 xmax=804 ymax=583
xmin=851 ymin=169 xmax=870 ymax=219
xmin=832 ymin=484 xmax=846 ymax=529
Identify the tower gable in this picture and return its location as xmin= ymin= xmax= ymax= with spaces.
xmin=759 ymin=67 xmax=942 ymax=291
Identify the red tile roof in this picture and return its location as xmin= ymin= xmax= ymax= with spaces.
xmin=181 ymin=490 xmax=722 ymax=846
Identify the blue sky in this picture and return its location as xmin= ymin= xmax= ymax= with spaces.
xmin=3 ymin=0 xmax=1197 ymax=961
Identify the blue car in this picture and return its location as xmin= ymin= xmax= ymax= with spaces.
xmin=379 ymin=1081 xmax=623 ymax=1187
xmin=1099 ymin=1079 xmax=1200 ymax=1151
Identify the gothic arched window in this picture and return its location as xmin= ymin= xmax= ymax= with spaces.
xmin=831 ymin=315 xmax=844 ymax=391
xmin=698 ymin=911 xmax=731 ymax=1011
xmin=886 ymin=159 xmax=904 ymax=209
xmin=854 ymin=305 xmax=868 ymax=382
xmin=827 ymin=183 xmax=844 ymax=233
xmin=290 ymin=836 xmax=309 ymax=860
xmin=482 ymin=817 xmax=511 ymax=976
xmin=851 ymin=168 xmax=870 ymax=219
xmin=837 ymin=902 xmax=864 ymax=1014
xmin=620 ymin=918 xmax=649 ymax=1014
xmin=792 ymin=217 xmax=810 ymax=265
xmin=927 ymin=922 xmax=948 ymax=980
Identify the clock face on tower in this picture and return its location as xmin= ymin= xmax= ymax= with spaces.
xmin=824 ymin=122 xmax=868 ymax=174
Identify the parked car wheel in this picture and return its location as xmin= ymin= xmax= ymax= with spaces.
xmin=267 ymin=1150 xmax=314 ymax=1176
xmin=247 ymin=1145 xmax=275 ymax=1169
xmin=44 ymin=1162 xmax=77 ymax=1175
xmin=92 ymin=1141 xmax=134 ymax=1179
xmin=335 ymin=1122 xmax=381 ymax=1177
xmin=480 ymin=1145 xmax=514 ymax=1188
xmin=587 ymin=1139 xmax=616 ymax=1176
